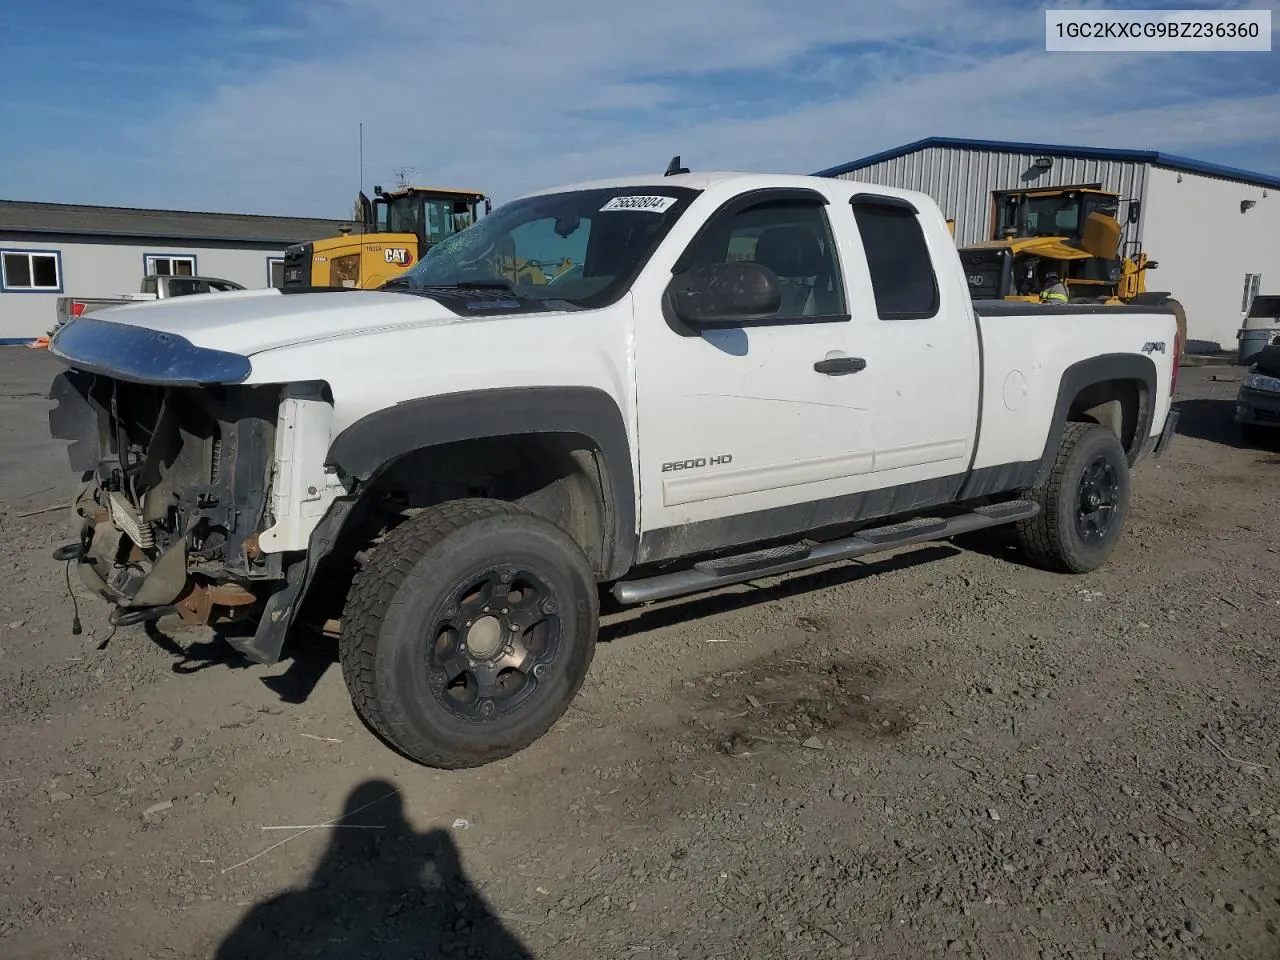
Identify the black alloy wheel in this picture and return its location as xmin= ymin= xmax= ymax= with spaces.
xmin=427 ymin=566 xmax=562 ymax=721
xmin=1074 ymin=456 xmax=1120 ymax=544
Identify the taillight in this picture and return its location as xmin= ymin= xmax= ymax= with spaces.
xmin=1170 ymin=330 xmax=1181 ymax=396
xmin=70 ymin=301 xmax=86 ymax=317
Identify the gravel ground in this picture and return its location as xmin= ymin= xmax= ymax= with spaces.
xmin=1 ymin=348 xmax=1278 ymax=960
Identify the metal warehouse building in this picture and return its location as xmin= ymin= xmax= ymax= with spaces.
xmin=816 ymin=137 xmax=1280 ymax=351
xmin=0 ymin=201 xmax=354 ymax=344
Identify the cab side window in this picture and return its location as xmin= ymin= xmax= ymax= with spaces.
xmin=850 ymin=197 xmax=940 ymax=321
xmin=679 ymin=199 xmax=847 ymax=321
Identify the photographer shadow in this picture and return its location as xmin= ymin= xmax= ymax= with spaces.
xmin=215 ymin=779 xmax=533 ymax=960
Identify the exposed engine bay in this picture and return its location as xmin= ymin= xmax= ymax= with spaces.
xmin=49 ymin=370 xmax=288 ymax=627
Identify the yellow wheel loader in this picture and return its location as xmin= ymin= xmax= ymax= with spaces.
xmin=956 ymin=186 xmax=1186 ymax=347
xmin=282 ymin=185 xmax=491 ymax=290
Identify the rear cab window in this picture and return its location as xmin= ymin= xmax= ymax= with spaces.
xmin=848 ymin=195 xmax=940 ymax=321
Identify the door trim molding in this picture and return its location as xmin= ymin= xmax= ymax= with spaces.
xmin=661 ymin=449 xmax=875 ymax=506
xmin=872 ymin=437 xmax=968 ymax=472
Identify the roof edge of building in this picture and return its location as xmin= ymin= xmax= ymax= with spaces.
xmin=0 ymin=196 xmax=352 ymax=226
xmin=812 ymin=136 xmax=1280 ymax=190
xmin=0 ymin=225 xmax=334 ymax=245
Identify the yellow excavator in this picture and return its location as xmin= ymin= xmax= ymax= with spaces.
xmin=956 ymin=186 xmax=1185 ymax=345
xmin=281 ymin=185 xmax=491 ymax=290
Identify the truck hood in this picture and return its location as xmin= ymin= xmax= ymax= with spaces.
xmin=86 ymin=288 xmax=468 ymax=355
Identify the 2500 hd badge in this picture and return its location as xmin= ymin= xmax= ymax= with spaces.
xmin=661 ymin=454 xmax=733 ymax=472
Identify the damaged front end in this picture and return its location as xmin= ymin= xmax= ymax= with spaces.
xmin=51 ymin=371 xmax=280 ymax=625
xmin=46 ymin=317 xmax=341 ymax=651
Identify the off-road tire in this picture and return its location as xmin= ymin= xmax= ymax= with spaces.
xmin=1015 ymin=422 xmax=1130 ymax=574
xmin=340 ymin=498 xmax=599 ymax=769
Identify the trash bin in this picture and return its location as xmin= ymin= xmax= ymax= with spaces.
xmin=1237 ymin=294 xmax=1280 ymax=365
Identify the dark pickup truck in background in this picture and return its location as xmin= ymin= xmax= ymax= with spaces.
xmin=1236 ymin=338 xmax=1280 ymax=444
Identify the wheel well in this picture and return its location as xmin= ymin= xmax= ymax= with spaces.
xmin=1067 ymin=378 xmax=1147 ymax=454
xmin=296 ymin=434 xmax=612 ymax=627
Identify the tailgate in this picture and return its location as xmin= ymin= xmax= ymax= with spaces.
xmin=54 ymin=296 xmax=147 ymax=330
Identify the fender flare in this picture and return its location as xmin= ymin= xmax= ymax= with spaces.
xmin=325 ymin=386 xmax=638 ymax=579
xmin=1032 ymin=352 xmax=1158 ymax=487
xmin=236 ymin=386 xmax=638 ymax=666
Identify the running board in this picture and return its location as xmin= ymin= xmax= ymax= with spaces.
xmin=612 ymin=499 xmax=1039 ymax=606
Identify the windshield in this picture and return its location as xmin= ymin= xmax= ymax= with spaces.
xmin=1025 ymin=195 xmax=1082 ymax=236
xmin=391 ymin=186 xmax=700 ymax=308
xmin=998 ymin=191 xmax=1119 ymax=240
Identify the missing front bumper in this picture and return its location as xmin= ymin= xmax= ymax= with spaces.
xmin=59 ymin=489 xmax=259 ymax=627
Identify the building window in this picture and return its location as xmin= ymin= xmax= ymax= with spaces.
xmin=0 ymin=249 xmax=63 ymax=292
xmin=850 ymin=198 xmax=939 ymax=320
xmin=268 ymin=257 xmax=285 ymax=288
xmin=145 ymin=254 xmax=197 ymax=277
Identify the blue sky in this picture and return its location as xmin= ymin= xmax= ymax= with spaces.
xmin=1 ymin=0 xmax=1277 ymax=218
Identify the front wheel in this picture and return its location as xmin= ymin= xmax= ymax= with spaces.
xmin=340 ymin=499 xmax=599 ymax=769
xmin=1015 ymin=422 xmax=1130 ymax=573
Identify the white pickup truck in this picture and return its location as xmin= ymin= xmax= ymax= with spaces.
xmin=45 ymin=169 xmax=1180 ymax=768
xmin=53 ymin=274 xmax=246 ymax=333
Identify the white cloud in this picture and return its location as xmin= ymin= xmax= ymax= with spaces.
xmin=61 ymin=0 xmax=1280 ymax=215
xmin=1054 ymin=93 xmax=1280 ymax=153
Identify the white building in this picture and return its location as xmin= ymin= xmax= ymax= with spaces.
xmin=815 ymin=137 xmax=1280 ymax=351
xmin=0 ymin=200 xmax=353 ymax=344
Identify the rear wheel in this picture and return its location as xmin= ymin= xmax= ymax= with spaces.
xmin=1016 ymin=422 xmax=1130 ymax=573
xmin=340 ymin=499 xmax=599 ymax=769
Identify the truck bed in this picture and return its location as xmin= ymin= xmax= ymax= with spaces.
xmin=970 ymin=298 xmax=1178 ymax=493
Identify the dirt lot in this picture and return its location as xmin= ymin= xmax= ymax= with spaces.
xmin=1 ymin=347 xmax=1278 ymax=960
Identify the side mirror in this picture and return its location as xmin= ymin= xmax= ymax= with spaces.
xmin=668 ymin=261 xmax=781 ymax=326
xmin=1128 ymin=200 xmax=1141 ymax=224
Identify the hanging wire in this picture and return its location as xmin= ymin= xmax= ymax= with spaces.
xmin=63 ymin=560 xmax=82 ymax=636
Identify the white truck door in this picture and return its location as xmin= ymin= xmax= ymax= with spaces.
xmin=841 ymin=194 xmax=980 ymax=484
xmin=632 ymin=188 xmax=877 ymax=540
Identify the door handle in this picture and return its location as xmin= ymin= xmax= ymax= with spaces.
xmin=813 ymin=356 xmax=866 ymax=375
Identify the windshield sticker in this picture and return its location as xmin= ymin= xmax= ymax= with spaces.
xmin=600 ymin=195 xmax=678 ymax=213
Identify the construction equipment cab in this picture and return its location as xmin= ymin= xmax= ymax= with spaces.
xmin=958 ymin=187 xmax=1152 ymax=300
xmin=282 ymin=185 xmax=491 ymax=290
xmin=956 ymin=185 xmax=1184 ymax=344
